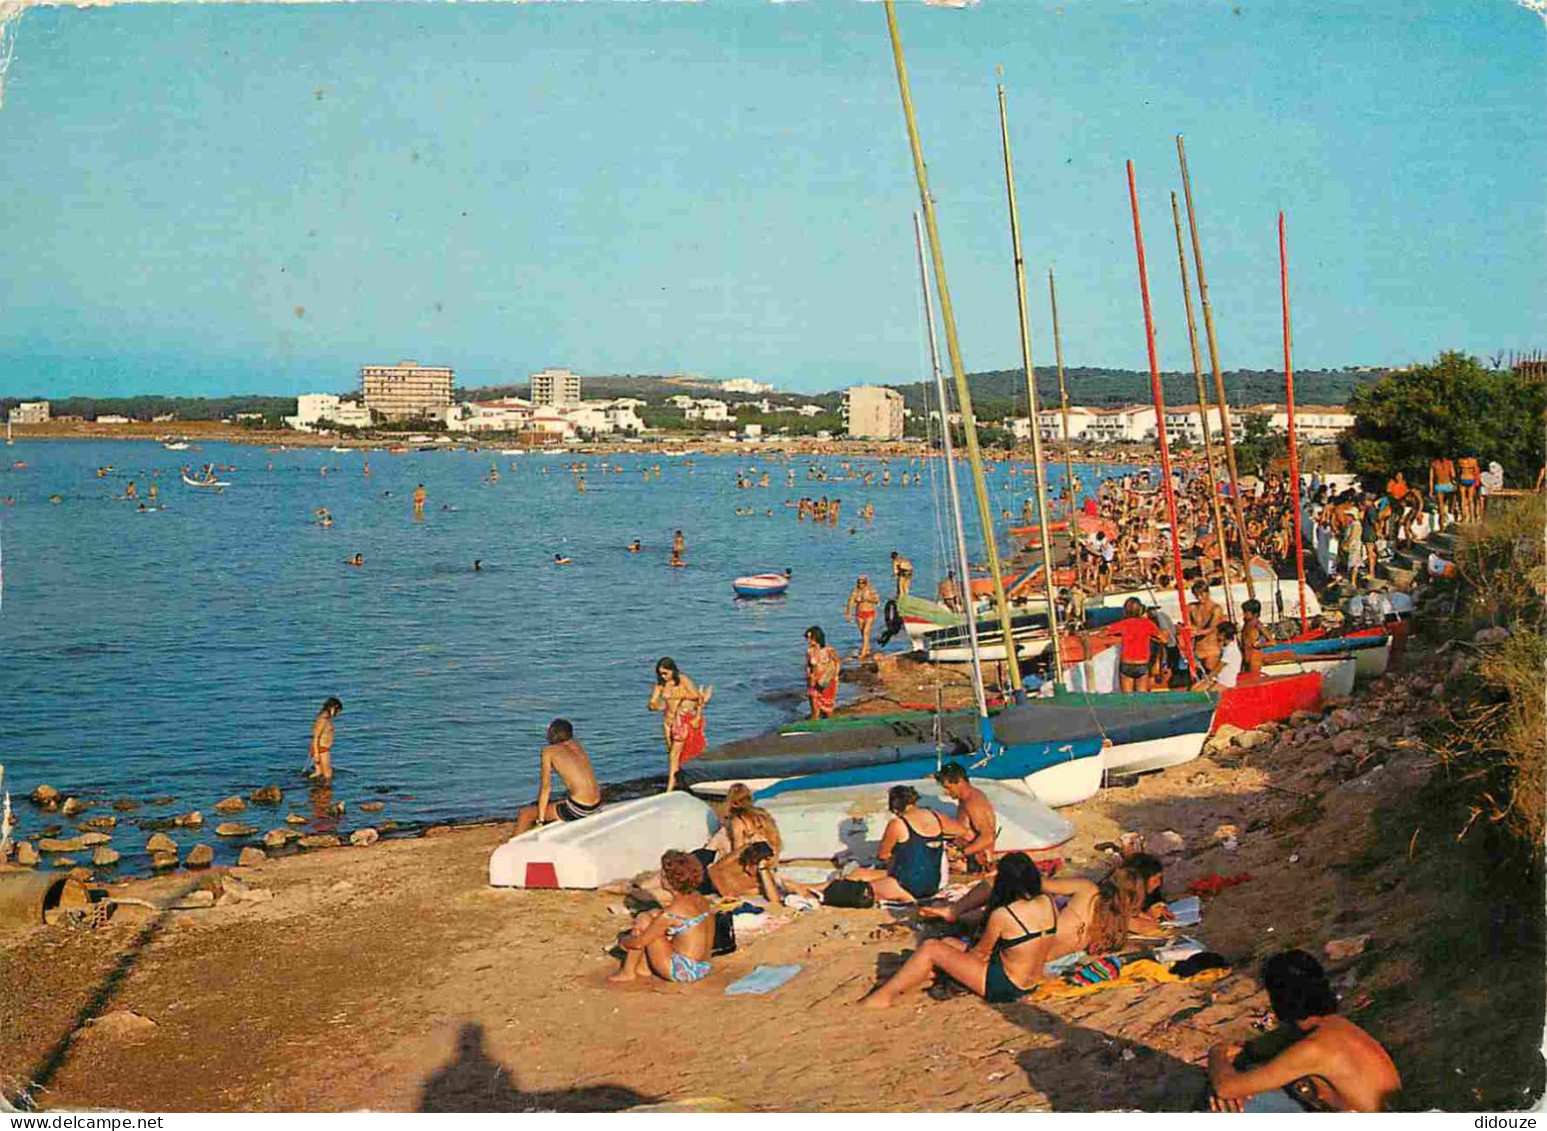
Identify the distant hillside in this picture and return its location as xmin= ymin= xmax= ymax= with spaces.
xmin=0 ymin=365 xmax=1377 ymax=424
xmin=886 ymin=366 xmax=1377 ymax=420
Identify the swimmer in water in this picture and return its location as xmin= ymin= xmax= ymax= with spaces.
xmin=554 ymin=553 xmax=572 ymax=565
xmin=347 ymin=553 xmax=364 ymax=567
xmin=627 ymin=540 xmax=642 ymax=553
xmin=474 ymin=559 xmax=483 ymax=572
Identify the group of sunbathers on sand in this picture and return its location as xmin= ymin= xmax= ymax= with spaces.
xmin=511 ymin=718 xmax=1399 ymax=1110
xmin=590 ymin=757 xmax=1401 ymax=1111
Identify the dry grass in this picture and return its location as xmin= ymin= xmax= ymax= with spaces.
xmin=1435 ymin=495 xmax=1546 ymax=864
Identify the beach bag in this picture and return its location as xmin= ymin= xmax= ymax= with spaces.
xmin=711 ymin=911 xmax=738 ymax=957
xmin=821 ymin=879 xmax=875 ymax=909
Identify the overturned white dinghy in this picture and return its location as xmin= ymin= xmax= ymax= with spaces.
xmin=761 ymin=778 xmax=1073 ymax=862
xmin=488 ymin=793 xmax=718 ymax=890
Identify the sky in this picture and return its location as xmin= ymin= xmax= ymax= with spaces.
xmin=0 ymin=0 xmax=1542 ymax=398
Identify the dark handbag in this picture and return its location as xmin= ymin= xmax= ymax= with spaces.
xmin=711 ymin=911 xmax=738 ymax=956
xmin=821 ymin=878 xmax=876 ymax=909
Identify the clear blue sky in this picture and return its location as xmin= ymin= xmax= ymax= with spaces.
xmin=0 ymin=0 xmax=1542 ymax=398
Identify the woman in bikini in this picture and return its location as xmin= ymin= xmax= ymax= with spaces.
xmin=649 ymin=657 xmax=712 ymax=792
xmin=608 ymin=850 xmax=716 ymax=986
xmin=862 ymin=853 xmax=1058 ymax=1008
xmin=804 ymin=626 xmax=841 ymax=720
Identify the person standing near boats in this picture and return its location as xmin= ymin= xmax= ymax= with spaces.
xmin=844 ymin=574 xmax=882 ymax=660
xmin=650 ymin=657 xmax=711 ymax=791
xmin=309 ymin=697 xmax=342 ymax=783
xmin=513 ymin=718 xmax=602 ymax=833
xmin=804 ymin=626 xmax=841 ymax=719
xmin=890 ymin=550 xmax=914 ymax=598
xmin=1187 ymin=579 xmax=1225 ymax=677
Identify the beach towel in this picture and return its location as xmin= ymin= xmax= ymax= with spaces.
xmin=1029 ymin=956 xmax=1229 ymax=1002
xmin=1167 ymin=895 xmax=1202 ymax=927
xmin=1186 ymin=872 xmax=1254 ymax=899
xmin=724 ymin=964 xmax=804 ymax=997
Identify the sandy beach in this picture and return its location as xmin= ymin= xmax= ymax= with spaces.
xmin=2 ymin=637 xmax=1538 ymax=1113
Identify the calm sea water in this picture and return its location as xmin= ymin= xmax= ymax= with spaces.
xmin=0 ymin=439 xmax=1136 ymax=869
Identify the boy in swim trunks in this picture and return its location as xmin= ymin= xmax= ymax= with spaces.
xmin=309 ymin=697 xmax=342 ymax=782
xmin=1456 ymin=455 xmax=1480 ymax=522
xmin=513 ymin=718 xmax=603 ymax=834
xmin=608 ymin=850 xmax=716 ymax=985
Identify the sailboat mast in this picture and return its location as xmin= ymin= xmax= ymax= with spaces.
xmin=995 ymin=82 xmax=1064 ymax=683
xmin=914 ymin=212 xmax=988 ymax=717
xmin=1169 ymin=191 xmax=1236 ymax=624
xmin=1047 ymin=269 xmax=1078 ymax=523
xmin=1176 ymin=135 xmax=1258 ymax=603
xmin=1126 ymin=160 xmax=1195 ymax=671
xmin=1280 ymin=211 xmax=1310 ymax=635
xmin=884 ymin=0 xmax=1024 ymax=692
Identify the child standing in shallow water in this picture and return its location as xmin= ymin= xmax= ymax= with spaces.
xmin=608 ymin=851 xmax=715 ymax=986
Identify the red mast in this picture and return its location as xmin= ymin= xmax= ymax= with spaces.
xmin=1126 ymin=160 xmax=1194 ymax=671
xmin=1280 ymin=210 xmax=1310 ymax=634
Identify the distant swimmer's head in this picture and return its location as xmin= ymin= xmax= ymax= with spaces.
xmin=321 ymin=697 xmax=343 ymax=718
xmin=656 ymin=657 xmax=681 ymax=685
xmin=890 ymin=550 xmax=899 ymax=560
xmin=804 ymin=625 xmax=826 ymax=648
xmin=473 ymin=560 xmax=482 ymax=570
xmin=547 ymin=718 xmax=573 ymax=744
xmin=1261 ymin=949 xmax=1338 ymax=1026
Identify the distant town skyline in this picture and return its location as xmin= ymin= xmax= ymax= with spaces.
xmin=0 ymin=2 xmax=1542 ymax=399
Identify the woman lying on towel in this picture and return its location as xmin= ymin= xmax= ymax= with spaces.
xmin=609 ymin=851 xmax=716 ymax=986
xmin=922 ymin=853 xmax=1168 ymax=938
xmin=861 ymin=855 xmax=1134 ymax=1009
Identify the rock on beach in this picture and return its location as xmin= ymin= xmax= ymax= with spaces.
xmin=146 ymin=832 xmax=177 ymax=854
xmin=185 ymin=844 xmax=215 ymax=868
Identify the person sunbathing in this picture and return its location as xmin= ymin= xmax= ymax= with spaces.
xmin=608 ymin=850 xmax=716 ymax=986
xmin=921 ymin=872 xmax=1134 ymax=974
xmin=842 ymin=785 xmax=969 ymax=903
xmin=862 ymin=853 xmax=1054 ymax=1009
xmin=1109 ymin=852 xmax=1172 ymax=936
xmin=1208 ymin=949 xmax=1402 ymax=1112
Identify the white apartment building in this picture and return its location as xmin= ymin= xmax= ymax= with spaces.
xmin=842 ymin=385 xmax=905 ymax=440
xmin=719 ymin=378 xmax=773 ymax=394
xmin=1036 ymin=406 xmax=1097 ymax=441
xmin=1084 ymin=405 xmax=1158 ymax=443
xmin=684 ymin=399 xmax=730 ymax=422
xmin=530 ymin=367 xmax=581 ymax=407
xmin=796 ymin=404 xmax=825 ymax=417
xmin=446 ymin=399 xmax=533 ymax=434
xmin=561 ymin=401 xmax=647 ymax=436
xmin=525 ymin=410 xmax=577 ymax=442
xmin=96 ymin=414 xmax=131 ymax=425
xmin=1163 ymin=405 xmax=1231 ymax=446
xmin=287 ymin=393 xmax=373 ymax=433
xmin=665 ymin=395 xmax=697 ymax=409
xmin=361 ymin=361 xmax=454 ymax=420
xmin=8 ymin=401 xmax=49 ymax=424
xmin=1228 ymin=404 xmax=1353 ymax=443
xmin=1004 ymin=417 xmax=1033 ymax=441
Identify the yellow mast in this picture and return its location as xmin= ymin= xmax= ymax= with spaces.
xmin=1047 ymin=269 xmax=1078 ymax=521
xmin=1169 ymin=191 xmax=1237 ymax=624
xmin=996 ymin=79 xmax=1064 ymax=683
xmin=884 ymin=0 xmax=1023 ymax=694
xmin=1177 ymin=134 xmax=1257 ymax=601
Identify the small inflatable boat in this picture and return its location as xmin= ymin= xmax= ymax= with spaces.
xmin=733 ymin=571 xmax=790 ymax=598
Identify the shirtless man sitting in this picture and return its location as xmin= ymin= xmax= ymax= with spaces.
xmin=1208 ymin=949 xmax=1401 ymax=1111
xmin=934 ymin=761 xmax=997 ymax=874
xmin=514 ymin=718 xmax=603 ymax=834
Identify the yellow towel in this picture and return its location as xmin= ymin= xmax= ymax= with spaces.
xmin=1028 ymin=958 xmax=1228 ymax=1002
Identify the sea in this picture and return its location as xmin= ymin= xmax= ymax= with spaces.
xmin=0 ymin=440 xmax=1137 ymax=871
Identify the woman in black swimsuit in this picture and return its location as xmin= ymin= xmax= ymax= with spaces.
xmin=861 ymin=853 xmax=1055 ymax=1009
